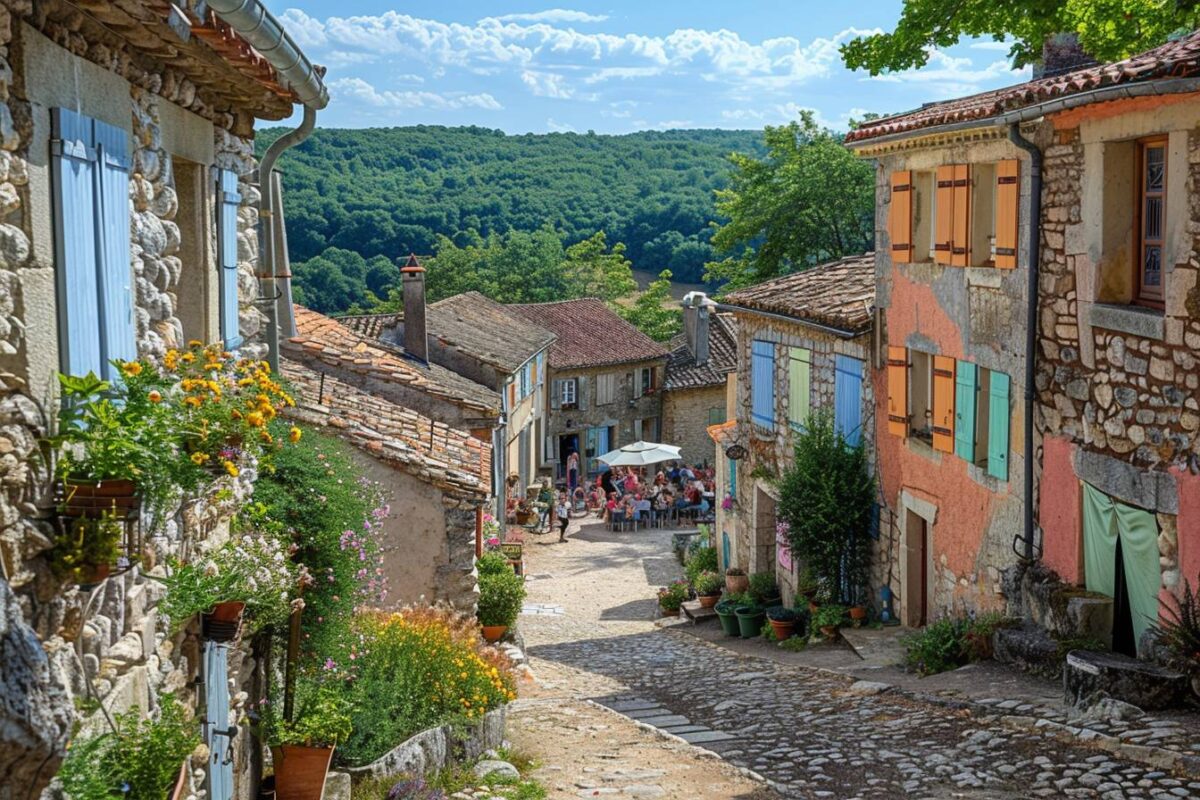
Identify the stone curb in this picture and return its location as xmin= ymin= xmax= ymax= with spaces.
xmin=661 ymin=627 xmax=1200 ymax=780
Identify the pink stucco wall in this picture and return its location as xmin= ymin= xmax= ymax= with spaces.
xmin=1040 ymin=435 xmax=1082 ymax=583
xmin=1174 ymin=467 xmax=1200 ymax=591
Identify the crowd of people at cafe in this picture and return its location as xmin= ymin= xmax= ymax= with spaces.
xmin=576 ymin=462 xmax=717 ymax=528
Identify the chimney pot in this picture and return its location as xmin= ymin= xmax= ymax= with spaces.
xmin=401 ymin=253 xmax=428 ymax=364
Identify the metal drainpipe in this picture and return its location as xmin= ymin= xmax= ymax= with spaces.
xmin=1008 ymin=123 xmax=1043 ymax=563
xmin=259 ymin=105 xmax=316 ymax=372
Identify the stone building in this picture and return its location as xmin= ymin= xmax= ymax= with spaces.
xmin=707 ymin=254 xmax=877 ymax=606
xmin=847 ymin=31 xmax=1200 ymax=647
xmin=510 ymin=298 xmax=668 ymax=488
xmin=662 ymin=295 xmax=737 ymax=466
xmin=0 ymin=1 xmax=323 ymax=797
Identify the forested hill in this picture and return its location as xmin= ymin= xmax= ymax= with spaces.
xmin=260 ymin=126 xmax=763 ymax=312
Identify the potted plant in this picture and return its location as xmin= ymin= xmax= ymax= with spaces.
xmin=264 ymin=682 xmax=353 ymax=800
xmin=813 ymin=604 xmax=847 ymax=639
xmin=766 ymin=606 xmax=797 ymax=640
xmin=714 ymin=597 xmax=741 ymax=636
xmin=796 ymin=566 xmax=819 ymax=601
xmin=734 ymin=602 xmax=765 ymax=639
xmin=725 ymin=567 xmax=749 ymax=595
xmin=693 ymin=570 xmax=723 ymax=608
xmin=748 ymin=572 xmax=780 ymax=607
xmin=476 ymin=552 xmax=526 ymax=642
xmin=48 ymin=511 xmax=125 ymax=586
xmin=849 ymin=604 xmax=869 ymax=626
xmin=658 ymin=580 xmax=689 ymax=617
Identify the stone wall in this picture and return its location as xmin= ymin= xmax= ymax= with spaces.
xmin=661 ymin=383 xmax=724 ymax=466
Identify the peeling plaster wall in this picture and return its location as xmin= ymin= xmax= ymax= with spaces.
xmin=873 ymin=134 xmax=1034 ymax=621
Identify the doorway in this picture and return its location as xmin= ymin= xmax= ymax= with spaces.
xmin=904 ymin=509 xmax=929 ymax=627
xmin=751 ymin=486 xmax=777 ymax=576
xmin=558 ymin=433 xmax=580 ymax=487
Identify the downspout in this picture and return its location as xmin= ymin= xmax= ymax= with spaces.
xmin=1008 ymin=123 xmax=1042 ymax=563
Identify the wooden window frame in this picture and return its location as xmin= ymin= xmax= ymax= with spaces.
xmin=1134 ymin=136 xmax=1167 ymax=308
xmin=561 ymin=378 xmax=577 ymax=409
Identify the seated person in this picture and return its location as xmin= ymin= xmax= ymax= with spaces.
xmin=623 ymin=470 xmax=639 ymax=494
xmin=635 ymin=494 xmax=652 ymax=523
xmin=604 ymin=492 xmax=619 ymax=522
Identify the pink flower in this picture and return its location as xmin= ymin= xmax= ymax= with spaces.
xmin=323 ymin=658 xmax=336 ymax=670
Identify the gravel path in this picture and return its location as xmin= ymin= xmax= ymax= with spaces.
xmin=515 ymin=517 xmax=1200 ymax=799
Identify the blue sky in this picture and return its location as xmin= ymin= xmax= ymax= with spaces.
xmin=264 ymin=1 xmax=1029 ymax=133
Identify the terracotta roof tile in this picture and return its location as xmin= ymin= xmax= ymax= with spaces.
xmin=510 ymin=298 xmax=668 ymax=370
xmin=282 ymin=361 xmax=491 ymax=499
xmin=664 ymin=313 xmax=738 ymax=391
xmin=337 ymin=312 xmax=401 ymax=340
xmin=847 ymin=30 xmax=1200 ymax=144
xmin=429 ymin=292 xmax=557 ymax=374
xmin=284 ymin=306 xmax=500 ymax=416
xmin=721 ymin=253 xmax=875 ymax=334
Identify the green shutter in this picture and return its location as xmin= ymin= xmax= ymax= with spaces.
xmin=787 ymin=347 xmax=811 ymax=429
xmin=954 ymin=361 xmax=977 ymax=461
xmin=987 ymin=372 xmax=1010 ymax=480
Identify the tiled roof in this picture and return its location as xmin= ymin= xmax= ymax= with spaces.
xmin=707 ymin=420 xmax=737 ymax=447
xmin=510 ymin=298 xmax=668 ymax=370
xmin=664 ymin=313 xmax=738 ymax=391
xmin=429 ymin=292 xmax=556 ymax=374
xmin=847 ymin=30 xmax=1200 ymax=144
xmin=721 ymin=253 xmax=875 ymax=334
xmin=282 ymin=360 xmax=491 ymax=499
xmin=284 ymin=307 xmax=500 ymax=416
xmin=337 ymin=312 xmax=401 ymax=340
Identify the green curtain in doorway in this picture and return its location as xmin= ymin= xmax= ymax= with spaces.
xmin=1082 ymin=483 xmax=1161 ymax=653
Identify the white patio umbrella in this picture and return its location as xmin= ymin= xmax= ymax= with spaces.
xmin=597 ymin=441 xmax=682 ymax=467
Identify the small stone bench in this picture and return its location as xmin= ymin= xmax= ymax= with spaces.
xmin=1064 ymin=649 xmax=1190 ymax=711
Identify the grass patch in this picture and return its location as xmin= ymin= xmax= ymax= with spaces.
xmin=778 ymin=636 xmax=808 ymax=652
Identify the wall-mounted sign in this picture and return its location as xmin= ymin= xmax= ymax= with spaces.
xmin=501 ymin=542 xmax=524 ymax=562
xmin=725 ymin=444 xmax=748 ymax=461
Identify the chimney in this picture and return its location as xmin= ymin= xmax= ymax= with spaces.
xmin=1033 ymin=33 xmax=1097 ymax=79
xmin=682 ymin=292 xmax=711 ymax=366
xmin=400 ymin=253 xmax=428 ymax=364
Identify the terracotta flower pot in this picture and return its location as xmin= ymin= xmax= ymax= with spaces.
xmin=849 ymin=606 xmax=867 ymax=621
xmin=60 ymin=478 xmax=140 ymax=518
xmin=77 ymin=562 xmax=112 ymax=588
xmin=698 ymin=593 xmax=720 ymax=609
xmin=660 ymin=606 xmax=681 ymax=617
xmin=819 ymin=625 xmax=838 ymax=639
xmin=202 ymin=601 xmax=245 ymax=642
xmin=481 ymin=624 xmax=508 ymax=643
xmin=808 ymin=601 xmax=819 ymax=614
xmin=725 ymin=573 xmax=749 ymax=594
xmin=768 ymin=618 xmax=795 ymax=640
xmin=271 ymin=745 xmax=334 ymax=800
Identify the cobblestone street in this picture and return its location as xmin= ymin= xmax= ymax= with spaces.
xmin=515 ymin=518 xmax=1200 ymax=799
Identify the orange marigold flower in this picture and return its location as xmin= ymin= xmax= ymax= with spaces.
xmin=289 ymin=426 xmax=303 ymax=443
xmin=183 ymin=396 xmax=202 ymax=408
xmin=148 ymin=390 xmax=162 ymax=403
xmin=181 ymin=352 xmax=196 ymax=363
xmin=246 ymin=411 xmax=265 ymax=428
xmin=231 ymin=409 xmax=243 ymax=420
xmin=259 ymin=431 xmax=274 ymax=444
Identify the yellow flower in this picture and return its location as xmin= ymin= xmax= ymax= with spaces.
xmin=120 ymin=361 xmax=143 ymax=377
xmin=190 ymin=452 xmax=210 ymax=465
xmin=148 ymin=390 xmax=162 ymax=404
xmin=246 ymin=411 xmax=265 ymax=428
xmin=181 ymin=352 xmax=196 ymax=364
xmin=259 ymin=430 xmax=274 ymax=445
xmin=231 ymin=409 xmax=243 ymax=420
xmin=223 ymin=460 xmax=239 ymax=478
xmin=288 ymin=426 xmax=303 ymax=444
xmin=188 ymin=339 xmax=204 ymax=348
xmin=238 ymin=377 xmax=254 ymax=387
xmin=184 ymin=396 xmax=202 ymax=408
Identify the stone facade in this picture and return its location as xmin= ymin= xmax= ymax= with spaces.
xmin=662 ymin=382 xmax=726 ymax=466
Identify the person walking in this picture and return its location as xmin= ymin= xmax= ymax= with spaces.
xmin=556 ymin=491 xmax=571 ymax=542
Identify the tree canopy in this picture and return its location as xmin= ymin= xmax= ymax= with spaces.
xmin=617 ymin=270 xmax=682 ymax=343
xmin=841 ymin=0 xmax=1200 ymax=75
xmin=705 ymin=113 xmax=874 ymax=289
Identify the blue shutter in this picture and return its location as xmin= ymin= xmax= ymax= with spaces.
xmin=750 ymin=340 xmax=775 ymax=428
xmin=218 ymin=170 xmax=242 ymax=349
xmin=51 ymin=109 xmax=102 ymax=377
xmin=93 ymin=119 xmax=135 ymax=381
xmin=987 ymin=372 xmax=1011 ymax=480
xmin=954 ymin=362 xmax=978 ymax=462
xmin=204 ymin=642 xmax=234 ymax=800
xmin=834 ymin=355 xmax=864 ymax=447
xmin=721 ymin=531 xmax=731 ymax=571
xmin=729 ymin=458 xmax=737 ymax=498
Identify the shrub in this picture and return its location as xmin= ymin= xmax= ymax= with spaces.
xmin=723 ymin=591 xmax=752 ymax=607
xmin=337 ymin=607 xmax=517 ymax=766
xmin=766 ymin=606 xmax=796 ymax=622
xmin=259 ymin=678 xmax=353 ymax=749
xmin=1151 ymin=576 xmax=1200 ymax=675
xmin=657 ymin=580 xmax=689 ymax=611
xmin=748 ymin=572 xmax=778 ymax=604
xmin=903 ymin=613 xmax=1014 ymax=676
xmin=693 ymin=570 xmax=723 ymax=596
xmin=812 ymin=604 xmax=847 ymax=630
xmin=58 ymin=694 xmax=199 ymax=800
xmin=477 ymin=560 xmax=526 ymax=628
xmin=476 ymin=551 xmax=512 ymax=576
xmin=684 ymin=545 xmax=718 ymax=585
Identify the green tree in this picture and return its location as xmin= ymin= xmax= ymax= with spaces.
xmin=618 ymin=269 xmax=682 ymax=342
xmin=562 ymin=231 xmax=637 ymax=301
xmin=840 ymin=0 xmax=1199 ymax=75
xmin=705 ymin=112 xmax=873 ymax=289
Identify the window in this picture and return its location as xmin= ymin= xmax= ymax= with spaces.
xmin=561 ymin=378 xmax=577 ymax=408
xmin=52 ymin=108 xmax=135 ymax=381
xmin=174 ymin=160 xmax=211 ymax=344
xmin=633 ymin=366 xmax=658 ymax=398
xmin=633 ymin=417 xmax=659 ymax=442
xmin=596 ymin=373 xmax=617 ymax=405
xmin=1137 ymin=138 xmax=1166 ymax=306
xmin=707 ymin=406 xmax=726 ymax=426
xmin=750 ymin=340 xmax=775 ymax=428
xmin=787 ymin=347 xmax=811 ymax=430
xmin=833 ymin=355 xmax=864 ymax=447
xmin=216 ymin=169 xmax=242 ymax=349
xmin=907 ymin=350 xmax=933 ymax=440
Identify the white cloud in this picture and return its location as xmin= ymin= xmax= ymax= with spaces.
xmin=493 ymin=9 xmax=608 ymax=23
xmin=330 ymin=77 xmax=502 ymax=110
xmin=521 ymin=70 xmax=574 ymax=98
xmin=970 ymin=40 xmax=1014 ymax=52
xmin=655 ymin=119 xmax=692 ymax=129
xmin=546 ymin=118 xmax=576 ymax=132
xmin=870 ymin=50 xmax=1027 ymax=94
xmin=583 ymin=66 xmax=664 ymax=84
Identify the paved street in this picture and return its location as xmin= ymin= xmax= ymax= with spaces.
xmin=516 ymin=517 xmax=1200 ymax=799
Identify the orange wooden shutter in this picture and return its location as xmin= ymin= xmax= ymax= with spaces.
xmin=888 ymin=171 xmax=913 ymax=264
xmin=934 ymin=165 xmax=955 ymax=265
xmin=994 ymin=159 xmax=1019 ymax=269
xmin=951 ymin=164 xmax=972 ymax=266
xmin=508 ymin=382 xmax=516 ymax=407
xmin=886 ymin=345 xmax=909 ymax=437
xmin=932 ymin=355 xmax=956 ymax=452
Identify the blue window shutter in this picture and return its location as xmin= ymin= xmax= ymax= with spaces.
xmin=721 ymin=530 xmax=731 ymax=571
xmin=987 ymin=372 xmax=1011 ymax=480
xmin=93 ymin=118 xmax=135 ymax=381
xmin=218 ymin=169 xmax=243 ymax=349
xmin=954 ymin=362 xmax=978 ymax=461
xmin=750 ymin=340 xmax=775 ymax=428
xmin=729 ymin=459 xmax=737 ymax=497
xmin=51 ymin=109 xmax=102 ymax=377
xmin=204 ymin=642 xmax=234 ymax=800
xmin=834 ymin=355 xmax=864 ymax=447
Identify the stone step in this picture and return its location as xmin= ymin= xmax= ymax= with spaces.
xmin=681 ymin=600 xmax=717 ymax=624
xmin=1064 ymin=650 xmax=1191 ymax=711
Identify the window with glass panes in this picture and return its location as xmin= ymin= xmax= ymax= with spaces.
xmin=1137 ymin=138 xmax=1166 ymax=306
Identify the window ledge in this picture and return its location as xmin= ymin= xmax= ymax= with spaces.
xmin=1088 ymin=303 xmax=1164 ymax=341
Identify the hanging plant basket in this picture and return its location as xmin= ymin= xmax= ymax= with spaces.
xmin=58 ymin=477 xmax=140 ymax=519
xmin=202 ymin=601 xmax=245 ymax=642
